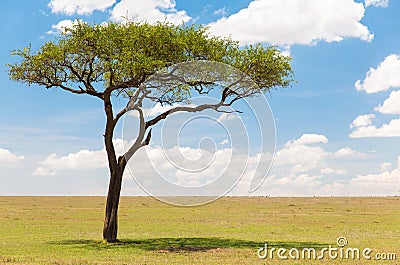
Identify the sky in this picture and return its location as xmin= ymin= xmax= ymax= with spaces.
xmin=0 ymin=0 xmax=400 ymax=196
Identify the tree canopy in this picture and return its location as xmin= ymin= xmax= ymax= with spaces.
xmin=9 ymin=21 xmax=293 ymax=100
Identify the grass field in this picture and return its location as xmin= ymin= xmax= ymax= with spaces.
xmin=0 ymin=196 xmax=399 ymax=264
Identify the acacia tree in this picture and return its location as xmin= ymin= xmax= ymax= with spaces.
xmin=8 ymin=21 xmax=293 ymax=242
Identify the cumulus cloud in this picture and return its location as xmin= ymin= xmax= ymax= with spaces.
xmin=374 ymin=90 xmax=400 ymax=114
xmin=30 ymin=132 xmax=398 ymax=196
xmin=275 ymin=136 xmax=328 ymax=173
xmin=271 ymin=135 xmax=358 ymax=180
xmin=380 ymin=162 xmax=392 ymax=172
xmin=320 ymin=168 xmax=347 ymax=175
xmin=128 ymin=144 xmax=266 ymax=188
xmin=350 ymin=114 xmax=375 ymax=129
xmin=0 ymin=148 xmax=25 ymax=168
xmin=110 ymin=0 xmax=190 ymax=24
xmin=46 ymin=19 xmax=79 ymax=35
xmin=239 ymin=133 xmax=383 ymax=196
xmin=217 ymin=113 xmax=238 ymax=122
xmin=32 ymin=150 xmax=107 ymax=176
xmin=129 ymin=141 xmax=327 ymax=196
xmin=365 ymin=0 xmax=389 ymax=7
xmin=350 ymin=118 xmax=400 ymax=138
xmin=269 ymin=174 xmax=322 ymax=189
xmin=292 ymin=133 xmax=328 ymax=145
xmin=32 ymin=139 xmax=125 ymax=176
xmin=345 ymin=156 xmax=400 ymax=195
xmin=351 ymin=171 xmax=398 ymax=190
xmin=208 ymin=0 xmax=373 ymax=46
xmin=48 ymin=0 xmax=116 ymax=15
xmin=273 ymin=134 xmax=360 ymax=177
xmin=334 ymin=147 xmax=364 ymax=157
xmin=47 ymin=0 xmax=190 ymax=24
xmin=351 ymin=55 xmax=400 ymax=138
xmin=261 ymin=140 xmax=398 ymax=196
xmin=355 ymin=54 xmax=400 ymax=94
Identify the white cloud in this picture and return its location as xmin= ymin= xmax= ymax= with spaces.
xmin=352 ymin=171 xmax=397 ymax=186
xmin=320 ymin=168 xmax=334 ymax=174
xmin=292 ymin=133 xmax=328 ymax=145
xmin=267 ymin=150 xmax=399 ymax=196
xmin=217 ymin=113 xmax=238 ymax=122
xmin=48 ymin=0 xmax=116 ymax=15
xmin=365 ymin=0 xmax=389 ymax=7
xmin=143 ymin=103 xmax=177 ymax=117
xmin=0 ymin=148 xmax=25 ymax=168
xmin=46 ymin=19 xmax=79 ymax=35
xmin=375 ymin=90 xmax=400 ymax=114
xmin=351 ymin=55 xmax=400 ymax=138
xmin=213 ymin=7 xmax=227 ymax=16
xmin=110 ymin=0 xmax=190 ymax=24
xmin=320 ymin=168 xmax=347 ymax=175
xmin=380 ymin=162 xmax=392 ymax=172
xmin=47 ymin=0 xmax=190 ymax=24
xmin=336 ymin=169 xmax=348 ymax=175
xmin=350 ymin=118 xmax=400 ymax=138
xmin=334 ymin=147 xmax=364 ymax=157
xmin=28 ymin=132 xmax=398 ymax=196
xmin=319 ymin=182 xmax=345 ymax=195
xmin=220 ymin=139 xmax=229 ymax=145
xmin=32 ymin=150 xmax=107 ymax=176
xmin=127 ymin=144 xmax=250 ymax=191
xmin=129 ymin=143 xmax=294 ymax=196
xmin=32 ymin=139 xmax=125 ymax=176
xmin=208 ymin=0 xmax=373 ymax=46
xmin=350 ymin=114 xmax=375 ymax=128
xmin=271 ymin=134 xmax=359 ymax=179
xmin=34 ymin=133 xmax=344 ymax=194
xmin=243 ymin=133 xmax=378 ymax=196
xmin=355 ymin=54 xmax=400 ymax=94
xmin=274 ymin=134 xmax=329 ymax=173
xmin=347 ymin=156 xmax=400 ymax=195
xmin=270 ymin=174 xmax=322 ymax=188
xmin=126 ymin=143 xmax=398 ymax=196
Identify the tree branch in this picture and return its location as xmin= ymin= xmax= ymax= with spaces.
xmin=113 ymin=85 xmax=149 ymax=125
xmin=142 ymin=128 xmax=152 ymax=146
xmin=121 ymin=98 xmax=238 ymax=163
xmin=145 ymin=101 xmax=230 ymax=129
xmin=123 ymin=107 xmax=147 ymax=161
xmin=108 ymin=76 xmax=146 ymax=92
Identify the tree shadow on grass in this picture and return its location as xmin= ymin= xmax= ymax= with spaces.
xmin=50 ymin=237 xmax=330 ymax=252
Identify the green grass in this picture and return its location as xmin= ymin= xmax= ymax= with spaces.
xmin=0 ymin=196 xmax=399 ymax=264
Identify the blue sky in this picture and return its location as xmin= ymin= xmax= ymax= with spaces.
xmin=1 ymin=0 xmax=400 ymax=196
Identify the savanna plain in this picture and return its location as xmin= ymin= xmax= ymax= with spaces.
xmin=0 ymin=196 xmax=399 ymax=264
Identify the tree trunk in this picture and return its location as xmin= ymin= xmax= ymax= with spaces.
xmin=102 ymin=90 xmax=126 ymax=243
xmin=103 ymin=156 xmax=126 ymax=242
xmin=102 ymin=169 xmax=122 ymax=242
xmin=101 ymin=89 xmax=144 ymax=242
